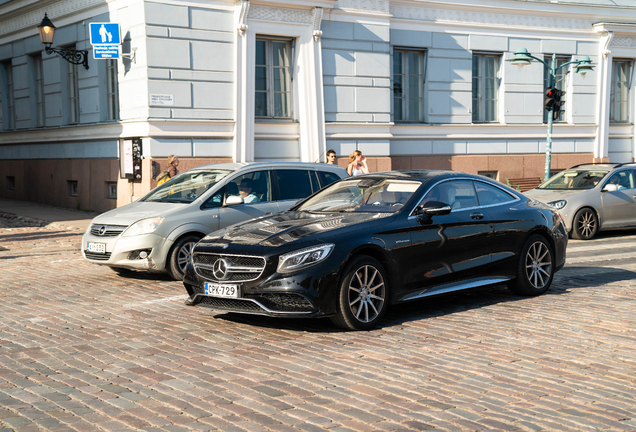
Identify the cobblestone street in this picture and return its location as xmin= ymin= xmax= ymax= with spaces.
xmin=1 ymin=224 xmax=635 ymax=432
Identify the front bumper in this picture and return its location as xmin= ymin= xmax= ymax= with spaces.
xmin=182 ymin=249 xmax=346 ymax=318
xmin=81 ymin=231 xmax=173 ymax=272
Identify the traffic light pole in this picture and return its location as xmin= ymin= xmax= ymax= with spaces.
xmin=545 ymin=54 xmax=556 ymax=182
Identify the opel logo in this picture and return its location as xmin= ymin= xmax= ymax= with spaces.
xmin=213 ymin=258 xmax=229 ymax=280
xmin=98 ymin=225 xmax=107 ymax=236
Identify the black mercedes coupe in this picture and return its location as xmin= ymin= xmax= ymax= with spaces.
xmin=183 ymin=171 xmax=568 ymax=330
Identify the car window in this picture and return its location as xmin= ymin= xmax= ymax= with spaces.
xmin=425 ymin=180 xmax=478 ymax=210
xmin=474 ymin=181 xmax=515 ymax=206
xmin=225 ymin=170 xmax=271 ymax=203
xmin=297 ymin=178 xmax=420 ymax=213
xmin=605 ymin=170 xmax=635 ymax=190
xmin=201 ymin=186 xmax=225 ymax=209
xmin=142 ymin=169 xmax=231 ymax=203
xmin=317 ymin=171 xmax=342 ymax=189
xmin=539 ymin=170 xmax=608 ymax=190
xmin=276 ymin=170 xmax=312 ymax=200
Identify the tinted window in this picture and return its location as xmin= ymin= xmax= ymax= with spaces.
xmin=425 ymin=180 xmax=478 ymax=210
xmin=276 ymin=170 xmax=312 ymax=200
xmin=474 ymin=181 xmax=515 ymax=206
xmin=317 ymin=171 xmax=342 ymax=189
xmin=605 ymin=170 xmax=635 ymax=190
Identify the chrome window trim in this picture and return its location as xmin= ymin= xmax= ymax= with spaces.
xmin=408 ymin=177 xmax=520 ymax=219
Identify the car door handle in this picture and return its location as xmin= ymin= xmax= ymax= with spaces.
xmin=470 ymin=213 xmax=484 ymax=220
xmin=633 ymin=195 xmax=636 ymax=200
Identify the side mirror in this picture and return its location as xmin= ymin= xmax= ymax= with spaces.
xmin=225 ymin=195 xmax=244 ymax=206
xmin=602 ymin=183 xmax=619 ymax=192
xmin=416 ymin=201 xmax=452 ymax=217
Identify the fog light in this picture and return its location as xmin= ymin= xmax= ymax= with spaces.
xmin=127 ymin=249 xmax=152 ymax=260
xmin=139 ymin=251 xmax=148 ymax=259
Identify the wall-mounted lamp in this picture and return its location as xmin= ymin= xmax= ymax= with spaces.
xmin=38 ymin=13 xmax=89 ymax=70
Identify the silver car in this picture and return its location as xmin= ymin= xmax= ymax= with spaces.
xmin=524 ymin=163 xmax=636 ymax=240
xmin=81 ymin=162 xmax=348 ymax=279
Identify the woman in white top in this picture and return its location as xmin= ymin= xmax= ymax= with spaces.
xmin=347 ymin=150 xmax=369 ymax=176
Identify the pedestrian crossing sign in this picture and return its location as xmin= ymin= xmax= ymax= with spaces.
xmin=89 ymin=23 xmax=120 ymax=46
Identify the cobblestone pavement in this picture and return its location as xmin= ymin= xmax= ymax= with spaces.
xmin=1 ymin=224 xmax=635 ymax=432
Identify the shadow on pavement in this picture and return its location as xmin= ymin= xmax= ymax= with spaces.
xmin=206 ymin=265 xmax=636 ymax=332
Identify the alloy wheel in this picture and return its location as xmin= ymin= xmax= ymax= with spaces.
xmin=177 ymin=241 xmax=197 ymax=273
xmin=348 ymin=265 xmax=386 ymax=323
xmin=525 ymin=241 xmax=552 ymax=290
xmin=577 ymin=211 xmax=597 ymax=239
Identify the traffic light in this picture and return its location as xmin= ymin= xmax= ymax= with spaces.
xmin=544 ymin=87 xmax=556 ymax=110
xmin=544 ymin=87 xmax=565 ymax=119
xmin=552 ymin=88 xmax=565 ymax=119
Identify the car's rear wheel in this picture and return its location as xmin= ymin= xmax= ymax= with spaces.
xmin=571 ymin=208 xmax=598 ymax=240
xmin=508 ymin=234 xmax=554 ymax=296
xmin=330 ymin=256 xmax=389 ymax=331
xmin=167 ymin=235 xmax=201 ymax=280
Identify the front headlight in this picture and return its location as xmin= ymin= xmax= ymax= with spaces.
xmin=122 ymin=217 xmax=164 ymax=237
xmin=548 ymin=200 xmax=567 ymax=210
xmin=278 ymin=244 xmax=334 ymax=273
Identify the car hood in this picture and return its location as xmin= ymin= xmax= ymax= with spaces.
xmin=199 ymin=211 xmax=397 ymax=249
xmin=90 ymin=201 xmax=185 ymax=226
xmin=524 ymin=188 xmax=584 ymax=204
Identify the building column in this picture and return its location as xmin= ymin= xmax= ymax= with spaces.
xmin=594 ymin=29 xmax=613 ymax=163
xmin=234 ymin=0 xmax=253 ymax=163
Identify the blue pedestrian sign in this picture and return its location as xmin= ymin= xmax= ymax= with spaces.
xmin=89 ymin=23 xmax=120 ymax=46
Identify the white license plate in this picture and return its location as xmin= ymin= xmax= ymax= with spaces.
xmin=86 ymin=242 xmax=106 ymax=254
xmin=204 ymin=283 xmax=238 ymax=298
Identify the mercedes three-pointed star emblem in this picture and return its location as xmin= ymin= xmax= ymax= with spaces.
xmin=213 ymin=258 xmax=229 ymax=280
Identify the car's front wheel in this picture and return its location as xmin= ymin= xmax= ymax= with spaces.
xmin=508 ymin=234 xmax=555 ymax=296
xmin=330 ymin=256 xmax=389 ymax=331
xmin=571 ymin=208 xmax=598 ymax=240
xmin=167 ymin=235 xmax=201 ymax=280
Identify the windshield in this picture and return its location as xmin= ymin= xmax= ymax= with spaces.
xmin=296 ymin=177 xmax=421 ymax=213
xmin=539 ymin=170 xmax=609 ymax=190
xmin=142 ymin=170 xmax=232 ymax=203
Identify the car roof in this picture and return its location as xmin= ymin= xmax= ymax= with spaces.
xmin=189 ymin=161 xmax=347 ymax=172
xmin=351 ymin=170 xmax=485 ymax=181
xmin=567 ymin=163 xmax=636 ymax=171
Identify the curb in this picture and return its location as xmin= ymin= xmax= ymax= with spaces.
xmin=0 ymin=212 xmax=82 ymax=231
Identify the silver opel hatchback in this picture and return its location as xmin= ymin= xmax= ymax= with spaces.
xmin=524 ymin=163 xmax=636 ymax=240
xmin=81 ymin=162 xmax=348 ymax=279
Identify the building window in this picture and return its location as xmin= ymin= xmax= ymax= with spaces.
xmin=478 ymin=171 xmax=498 ymax=180
xmin=1 ymin=61 xmax=15 ymax=130
xmin=472 ymin=53 xmax=500 ymax=123
xmin=543 ymin=55 xmax=570 ymax=123
xmin=610 ymin=60 xmax=632 ymax=123
xmin=6 ymin=176 xmax=15 ymax=191
xmin=107 ymin=182 xmax=117 ymax=199
xmin=68 ymin=180 xmax=78 ymax=197
xmin=106 ymin=60 xmax=118 ymax=121
xmin=255 ymin=38 xmax=293 ymax=119
xmin=393 ymin=49 xmax=426 ymax=122
xmin=33 ymin=54 xmax=46 ymax=127
xmin=67 ymin=47 xmax=80 ymax=124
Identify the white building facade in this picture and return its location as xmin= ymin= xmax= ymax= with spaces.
xmin=1 ymin=0 xmax=636 ymax=211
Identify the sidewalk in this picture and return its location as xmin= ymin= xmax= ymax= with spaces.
xmin=0 ymin=197 xmax=100 ymax=231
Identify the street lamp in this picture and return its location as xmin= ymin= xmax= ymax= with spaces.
xmin=511 ymin=49 xmax=594 ymax=181
xmin=38 ymin=13 xmax=89 ymax=70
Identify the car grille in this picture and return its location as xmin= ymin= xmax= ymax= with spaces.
xmin=198 ymin=297 xmax=264 ymax=313
xmin=251 ymin=293 xmax=315 ymax=312
xmin=85 ymin=251 xmax=112 ymax=261
xmin=196 ymin=293 xmax=315 ymax=314
xmin=193 ymin=253 xmax=266 ymax=282
xmin=90 ymin=224 xmax=127 ymax=237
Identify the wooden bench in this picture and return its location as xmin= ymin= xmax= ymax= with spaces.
xmin=506 ymin=177 xmax=542 ymax=192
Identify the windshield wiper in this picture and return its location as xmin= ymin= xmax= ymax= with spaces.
xmin=153 ymin=199 xmax=187 ymax=203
